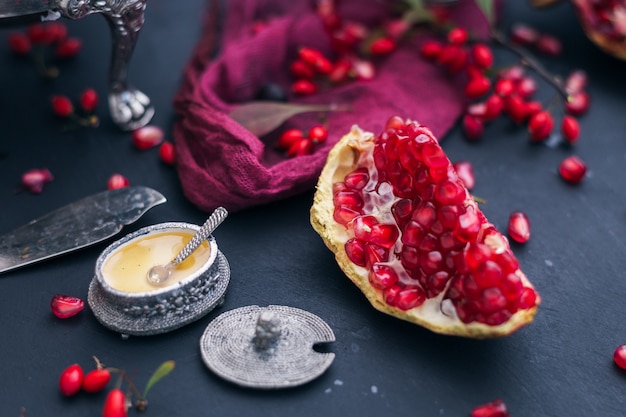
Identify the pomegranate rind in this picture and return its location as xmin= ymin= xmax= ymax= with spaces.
xmin=311 ymin=125 xmax=539 ymax=338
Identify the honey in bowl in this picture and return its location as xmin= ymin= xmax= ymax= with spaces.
xmin=101 ymin=230 xmax=211 ymax=293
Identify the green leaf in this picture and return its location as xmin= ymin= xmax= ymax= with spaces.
xmin=475 ymin=0 xmax=495 ymax=27
xmin=143 ymin=360 xmax=175 ymax=398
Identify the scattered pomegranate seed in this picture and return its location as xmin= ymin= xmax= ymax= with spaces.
xmin=59 ymin=364 xmax=84 ymax=397
xmin=462 ymin=114 xmax=484 ymax=140
xmin=510 ymin=23 xmax=539 ymax=45
xmin=470 ymin=43 xmax=493 ymax=69
xmin=51 ymin=95 xmax=74 ymax=118
xmin=561 ymin=115 xmax=580 ymax=144
xmin=102 ymin=388 xmax=128 ymax=417
xmin=369 ymin=37 xmax=396 ymax=55
xmin=528 ymin=111 xmax=554 ymax=142
xmin=350 ymin=58 xmax=376 ymax=80
xmin=107 ymin=173 xmax=130 ymax=190
xmin=453 ymin=161 xmax=475 ymax=190
xmin=79 ymin=88 xmax=98 ymax=113
xmin=308 ymin=125 xmax=329 ymax=143
xmin=420 ymin=40 xmax=443 ymax=60
xmin=8 ymin=33 xmax=31 ymax=55
xmin=471 ymin=398 xmax=509 ymax=417
xmin=559 ymin=155 xmax=586 ymax=184
xmin=22 ymin=168 xmax=53 ymax=193
xmin=291 ymin=79 xmax=317 ymax=95
xmin=159 ymin=142 xmax=176 ymax=165
xmin=447 ymin=27 xmax=468 ymax=45
xmin=565 ymin=91 xmax=590 ymax=116
xmin=51 ymin=294 xmax=84 ymax=319
xmin=614 ymin=345 xmax=626 ymax=370
xmin=82 ymin=368 xmax=112 ymax=393
xmin=536 ymin=34 xmax=562 ymax=56
xmin=508 ymin=211 xmax=531 ymax=243
xmin=132 ymin=125 xmax=164 ymax=150
xmin=55 ymin=37 xmax=82 ymax=58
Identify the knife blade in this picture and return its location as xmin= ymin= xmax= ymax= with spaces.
xmin=0 ymin=186 xmax=166 ymax=274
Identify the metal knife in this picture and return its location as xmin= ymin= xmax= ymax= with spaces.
xmin=0 ymin=186 xmax=166 ymax=274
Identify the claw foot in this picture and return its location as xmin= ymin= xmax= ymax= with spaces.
xmin=109 ymin=88 xmax=154 ymax=131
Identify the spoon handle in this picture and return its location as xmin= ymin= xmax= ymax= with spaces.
xmin=172 ymin=207 xmax=228 ymax=265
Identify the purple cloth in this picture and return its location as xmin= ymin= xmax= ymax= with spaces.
xmin=173 ymin=0 xmax=493 ymax=212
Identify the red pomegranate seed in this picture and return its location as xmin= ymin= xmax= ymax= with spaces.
xmin=79 ymin=88 xmax=99 ymax=113
xmin=107 ymin=173 xmax=130 ymax=190
xmin=132 ymin=125 xmax=164 ymax=150
xmin=471 ymin=398 xmax=509 ymax=417
xmin=277 ymin=129 xmax=304 ymax=149
xmin=385 ymin=115 xmax=406 ymax=131
xmin=22 ymin=168 xmax=53 ymax=193
xmin=159 ymin=142 xmax=176 ymax=165
xmin=289 ymin=60 xmax=315 ymax=79
xmin=561 ymin=116 xmax=580 ymax=144
xmin=328 ymin=58 xmax=352 ymax=84
xmin=51 ymin=95 xmax=74 ymax=117
xmin=55 ymin=37 xmax=82 ymax=58
xmin=369 ymin=264 xmax=399 ymax=289
xmin=308 ymin=125 xmax=328 ymax=143
xmin=614 ymin=345 xmax=626 ymax=370
xmin=559 ymin=155 xmax=586 ymax=184
xmin=471 ymin=43 xmax=493 ymax=69
xmin=420 ymin=40 xmax=443 ymax=60
xmin=565 ymin=70 xmax=587 ymax=94
xmin=287 ymin=138 xmax=314 ymax=157
xmin=464 ymin=76 xmax=491 ymax=99
xmin=51 ymin=294 xmax=84 ymax=319
xmin=508 ymin=211 xmax=531 ymax=243
xmin=453 ymin=161 xmax=475 ymax=190
xmin=82 ymin=368 xmax=112 ymax=393
xmin=8 ymin=33 xmax=31 ymax=55
xmin=59 ymin=364 xmax=84 ymax=397
xmin=565 ymin=91 xmax=590 ymax=116
xmin=350 ymin=58 xmax=375 ymax=80
xmin=536 ymin=34 xmax=562 ymax=56
xmin=447 ymin=27 xmax=468 ymax=45
xmin=528 ymin=111 xmax=554 ymax=142
xmin=291 ymin=79 xmax=318 ymax=95
xmin=369 ymin=37 xmax=395 ymax=55
xmin=510 ymin=23 xmax=539 ymax=45
xmin=462 ymin=114 xmax=484 ymax=141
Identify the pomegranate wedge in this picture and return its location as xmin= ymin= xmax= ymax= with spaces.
xmin=311 ymin=120 xmax=539 ymax=338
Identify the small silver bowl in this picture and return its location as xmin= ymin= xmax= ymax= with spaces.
xmin=88 ymin=222 xmax=230 ymax=337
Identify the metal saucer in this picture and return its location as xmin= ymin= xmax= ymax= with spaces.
xmin=200 ymin=305 xmax=335 ymax=389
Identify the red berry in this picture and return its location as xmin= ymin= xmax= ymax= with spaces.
xmin=559 ymin=155 xmax=586 ymax=184
xmin=536 ymin=34 xmax=562 ymax=56
xmin=565 ymin=91 xmax=590 ymax=116
xmin=277 ymin=129 xmax=304 ymax=149
xmin=46 ymin=22 xmax=68 ymax=43
xmin=508 ymin=211 xmax=531 ymax=243
xmin=524 ymin=101 xmax=543 ymax=118
xmin=453 ymin=160 xmax=475 ymax=190
xmin=561 ymin=115 xmax=580 ymax=144
xmin=79 ymin=88 xmax=98 ymax=113
xmin=565 ymin=70 xmax=587 ymax=94
xmin=55 ymin=37 xmax=82 ymax=58
xmin=51 ymin=95 xmax=74 ymax=117
xmin=107 ymin=173 xmax=130 ymax=190
xmin=505 ymin=95 xmax=529 ymax=124
xmin=447 ymin=27 xmax=468 ymax=45
xmin=494 ymin=79 xmax=515 ymax=97
xmin=515 ymin=77 xmax=537 ymax=99
xmin=471 ymin=43 xmax=493 ymax=69
xmin=8 ymin=33 xmax=31 ymax=55
xmin=22 ymin=168 xmax=53 ymax=193
xmin=51 ymin=294 xmax=84 ymax=319
xmin=614 ymin=345 xmax=626 ymax=370
xmin=462 ymin=114 xmax=484 ymax=141
xmin=328 ymin=58 xmax=352 ymax=84
xmin=498 ymin=65 xmax=525 ymax=82
xmin=103 ymin=388 xmax=128 ymax=417
xmin=287 ymin=138 xmax=314 ymax=157
xmin=159 ymin=142 xmax=176 ymax=165
xmin=27 ymin=23 xmax=53 ymax=44
xmin=291 ymin=79 xmax=317 ymax=95
xmin=420 ymin=40 xmax=443 ymax=60
xmin=369 ymin=36 xmax=395 ymax=55
xmin=59 ymin=364 xmax=84 ymax=397
xmin=471 ymin=398 xmax=509 ymax=417
xmin=528 ymin=111 xmax=554 ymax=142
xmin=132 ymin=125 xmax=164 ymax=150
xmin=289 ymin=60 xmax=314 ymax=79
xmin=484 ymin=94 xmax=504 ymax=121
xmin=298 ymin=47 xmax=333 ymax=74
xmin=464 ymin=76 xmax=491 ymax=99
xmin=308 ymin=125 xmax=328 ymax=143
xmin=82 ymin=368 xmax=111 ymax=393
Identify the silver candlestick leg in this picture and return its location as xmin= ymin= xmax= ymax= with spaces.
xmin=54 ymin=0 xmax=154 ymax=130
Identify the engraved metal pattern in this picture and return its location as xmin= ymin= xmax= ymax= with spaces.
xmin=0 ymin=186 xmax=165 ymax=274
xmin=200 ymin=305 xmax=335 ymax=389
xmin=88 ymin=222 xmax=231 ymax=336
xmin=173 ymin=207 xmax=228 ymax=265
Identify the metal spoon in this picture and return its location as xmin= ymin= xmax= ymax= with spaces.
xmin=147 ymin=207 xmax=228 ymax=286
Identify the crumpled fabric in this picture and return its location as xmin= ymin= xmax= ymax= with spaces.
xmin=172 ymin=0 xmax=494 ymax=213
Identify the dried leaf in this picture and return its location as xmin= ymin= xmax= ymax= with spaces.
xmin=229 ymin=101 xmax=351 ymax=137
xmin=143 ymin=360 xmax=175 ymax=398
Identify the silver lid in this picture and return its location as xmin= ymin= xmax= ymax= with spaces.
xmin=200 ymin=305 xmax=335 ymax=389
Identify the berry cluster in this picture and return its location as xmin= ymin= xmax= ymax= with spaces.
xmin=51 ymin=88 xmax=100 ymax=128
xmin=8 ymin=22 xmax=82 ymax=78
xmin=420 ymin=24 xmax=589 ymax=185
xmin=277 ymin=125 xmax=328 ymax=157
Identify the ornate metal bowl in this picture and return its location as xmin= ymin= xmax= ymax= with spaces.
xmin=88 ymin=222 xmax=231 ymax=337
xmin=1 ymin=0 xmax=154 ymax=130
